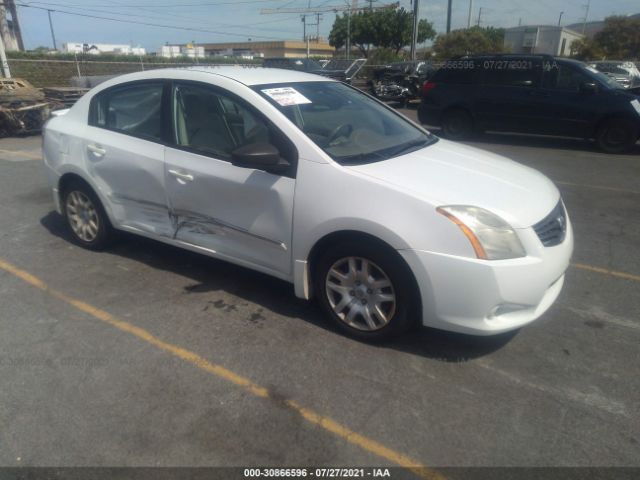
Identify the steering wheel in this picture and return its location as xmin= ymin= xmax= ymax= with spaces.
xmin=327 ymin=124 xmax=353 ymax=144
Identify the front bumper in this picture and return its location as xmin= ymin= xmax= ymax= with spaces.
xmin=399 ymin=219 xmax=573 ymax=335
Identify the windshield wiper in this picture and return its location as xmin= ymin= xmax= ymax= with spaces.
xmin=338 ymin=149 xmax=389 ymax=165
xmin=385 ymin=138 xmax=433 ymax=158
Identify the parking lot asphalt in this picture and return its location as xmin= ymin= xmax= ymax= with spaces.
xmin=0 ymin=113 xmax=639 ymax=474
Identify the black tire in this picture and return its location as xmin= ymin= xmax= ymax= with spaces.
xmin=595 ymin=118 xmax=638 ymax=154
xmin=441 ymin=108 xmax=474 ymax=140
xmin=313 ymin=240 xmax=418 ymax=341
xmin=61 ymin=180 xmax=114 ymax=250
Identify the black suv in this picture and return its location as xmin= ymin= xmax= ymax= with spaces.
xmin=418 ymin=55 xmax=640 ymax=153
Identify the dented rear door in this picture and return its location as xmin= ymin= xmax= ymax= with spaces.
xmin=85 ymin=81 xmax=172 ymax=236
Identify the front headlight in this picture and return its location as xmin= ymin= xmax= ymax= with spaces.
xmin=437 ymin=206 xmax=526 ymax=260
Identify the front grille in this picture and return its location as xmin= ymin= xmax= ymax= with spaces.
xmin=533 ymin=201 xmax=567 ymax=247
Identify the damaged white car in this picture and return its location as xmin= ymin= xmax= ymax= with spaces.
xmin=43 ymin=67 xmax=573 ymax=340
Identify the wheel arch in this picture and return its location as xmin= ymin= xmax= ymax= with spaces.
xmin=57 ymin=171 xmax=116 ymax=226
xmin=591 ymin=112 xmax=640 ymax=139
xmin=303 ymin=229 xmax=423 ymax=326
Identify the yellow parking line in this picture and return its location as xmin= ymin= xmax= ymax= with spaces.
xmin=0 ymin=257 xmax=443 ymax=480
xmin=0 ymin=148 xmax=41 ymax=160
xmin=572 ymin=263 xmax=640 ymax=283
xmin=556 ymin=181 xmax=640 ymax=195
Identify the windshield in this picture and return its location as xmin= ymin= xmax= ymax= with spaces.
xmin=253 ymin=81 xmax=436 ymax=165
xmin=583 ymin=64 xmax=624 ymax=90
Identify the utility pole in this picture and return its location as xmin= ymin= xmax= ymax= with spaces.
xmin=346 ymin=7 xmax=350 ymax=60
xmin=6 ymin=1 xmax=23 ymax=51
xmin=0 ymin=31 xmax=10 ymax=78
xmin=446 ymin=0 xmax=452 ymax=33
xmin=476 ymin=7 xmax=483 ymax=27
xmin=410 ymin=0 xmax=420 ymax=60
xmin=467 ymin=0 xmax=473 ymax=28
xmin=581 ymin=0 xmax=591 ymax=34
xmin=558 ymin=11 xmax=564 ymax=26
xmin=47 ymin=9 xmax=57 ymax=50
xmin=261 ymin=0 xmax=396 ymax=60
xmin=301 ymin=15 xmax=306 ymax=43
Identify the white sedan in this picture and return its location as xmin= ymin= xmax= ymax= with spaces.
xmin=42 ymin=67 xmax=573 ymax=340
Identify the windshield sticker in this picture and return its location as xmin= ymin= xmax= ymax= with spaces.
xmin=631 ymin=99 xmax=640 ymax=116
xmin=261 ymin=87 xmax=312 ymax=106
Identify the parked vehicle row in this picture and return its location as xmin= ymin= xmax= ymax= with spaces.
xmin=418 ymin=54 xmax=640 ymax=153
xmin=43 ymin=66 xmax=573 ymax=340
xmin=369 ymin=61 xmax=436 ymax=106
xmin=588 ymin=61 xmax=640 ymax=91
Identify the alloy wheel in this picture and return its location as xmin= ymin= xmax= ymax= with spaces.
xmin=325 ymin=256 xmax=396 ymax=331
xmin=65 ymin=190 xmax=100 ymax=242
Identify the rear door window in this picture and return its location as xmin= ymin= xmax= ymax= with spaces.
xmin=90 ymin=82 xmax=164 ymax=142
xmin=481 ymin=60 xmax=542 ymax=87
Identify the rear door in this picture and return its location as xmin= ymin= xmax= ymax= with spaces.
xmin=474 ymin=57 xmax=544 ymax=132
xmin=84 ymin=81 xmax=173 ymax=236
xmin=164 ymin=81 xmax=296 ymax=276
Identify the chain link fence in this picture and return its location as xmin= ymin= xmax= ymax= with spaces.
xmin=5 ymin=58 xmax=262 ymax=88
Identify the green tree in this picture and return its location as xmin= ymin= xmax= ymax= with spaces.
xmin=433 ymin=27 xmax=505 ymax=59
xmin=329 ymin=7 xmax=435 ymax=57
xmin=570 ymin=38 xmax=605 ymax=60
xmin=592 ymin=16 xmax=640 ymax=59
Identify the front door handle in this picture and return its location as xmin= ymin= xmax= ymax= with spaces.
xmin=87 ymin=144 xmax=106 ymax=157
xmin=168 ymin=169 xmax=194 ymax=182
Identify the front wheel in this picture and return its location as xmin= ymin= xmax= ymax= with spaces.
xmin=596 ymin=118 xmax=638 ymax=153
xmin=62 ymin=181 xmax=114 ymax=250
xmin=314 ymin=242 xmax=417 ymax=341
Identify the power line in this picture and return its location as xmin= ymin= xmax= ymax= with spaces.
xmin=16 ymin=2 xmax=294 ymax=40
xmin=20 ymin=0 xmax=298 ymax=8
xmin=26 ymin=0 xmax=303 ymax=33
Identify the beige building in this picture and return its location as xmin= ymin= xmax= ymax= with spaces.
xmin=200 ymin=40 xmax=334 ymax=59
xmin=504 ymin=26 xmax=584 ymax=57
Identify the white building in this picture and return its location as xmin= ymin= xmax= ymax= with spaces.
xmin=61 ymin=42 xmax=146 ymax=55
xmin=157 ymin=44 xmax=205 ymax=59
xmin=504 ymin=26 xmax=584 ymax=57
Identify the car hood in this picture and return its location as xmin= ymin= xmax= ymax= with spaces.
xmin=347 ymin=139 xmax=560 ymax=229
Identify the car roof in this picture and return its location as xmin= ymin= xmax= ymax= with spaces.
xmin=100 ymin=66 xmax=334 ymax=87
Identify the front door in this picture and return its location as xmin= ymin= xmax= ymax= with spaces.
xmin=164 ymin=81 xmax=296 ymax=276
xmin=474 ymin=58 xmax=544 ymax=133
xmin=536 ymin=62 xmax=599 ymax=137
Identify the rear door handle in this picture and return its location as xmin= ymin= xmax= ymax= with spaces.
xmin=168 ymin=169 xmax=194 ymax=182
xmin=87 ymin=144 xmax=106 ymax=157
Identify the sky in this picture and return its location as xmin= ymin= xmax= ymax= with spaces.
xmin=13 ymin=0 xmax=640 ymax=52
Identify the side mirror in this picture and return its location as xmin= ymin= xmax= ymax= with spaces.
xmin=579 ymin=82 xmax=598 ymax=94
xmin=231 ymin=143 xmax=290 ymax=173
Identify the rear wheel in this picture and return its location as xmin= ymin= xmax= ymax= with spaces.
xmin=314 ymin=241 xmax=417 ymax=341
xmin=62 ymin=181 xmax=114 ymax=250
xmin=441 ymin=108 xmax=474 ymax=140
xmin=595 ymin=118 xmax=638 ymax=153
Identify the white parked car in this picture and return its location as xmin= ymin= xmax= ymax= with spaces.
xmin=43 ymin=67 xmax=573 ymax=340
